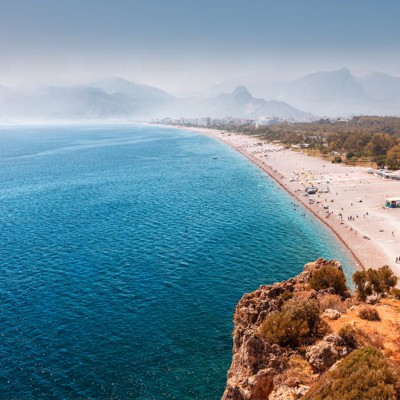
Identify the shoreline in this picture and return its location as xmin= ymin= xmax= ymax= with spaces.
xmin=175 ymin=125 xmax=400 ymax=274
xmin=233 ymin=140 xmax=365 ymax=270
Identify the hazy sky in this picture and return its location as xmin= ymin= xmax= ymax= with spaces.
xmin=1 ymin=0 xmax=400 ymax=92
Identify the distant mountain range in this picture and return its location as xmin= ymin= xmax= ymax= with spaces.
xmin=0 ymin=68 xmax=400 ymax=122
xmin=213 ymin=85 xmax=313 ymax=120
xmin=208 ymin=68 xmax=400 ymax=117
xmin=0 ymin=78 xmax=312 ymax=122
xmin=0 ymin=77 xmax=174 ymax=122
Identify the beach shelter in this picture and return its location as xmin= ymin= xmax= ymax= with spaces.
xmin=385 ymin=197 xmax=400 ymax=208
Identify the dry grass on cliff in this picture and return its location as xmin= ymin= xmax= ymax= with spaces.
xmin=274 ymin=355 xmax=315 ymax=387
xmin=325 ymin=299 xmax=400 ymax=362
xmin=319 ymin=294 xmax=347 ymax=313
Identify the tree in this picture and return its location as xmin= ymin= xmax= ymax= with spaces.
xmin=370 ymin=132 xmax=393 ymax=157
xmin=386 ymin=144 xmax=400 ymax=170
xmin=376 ymin=265 xmax=398 ymax=294
xmin=352 ymin=266 xmax=397 ymax=301
xmin=353 ymin=270 xmax=368 ymax=301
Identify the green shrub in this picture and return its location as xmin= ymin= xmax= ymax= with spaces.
xmin=374 ymin=154 xmax=387 ymax=168
xmin=332 ymin=156 xmax=342 ymax=163
xmin=386 ymin=144 xmax=400 ymax=170
xmin=259 ymin=298 xmax=321 ymax=347
xmin=309 ymin=266 xmax=348 ymax=297
xmin=338 ymin=324 xmax=358 ymax=348
xmin=303 ymin=347 xmax=399 ymax=400
xmin=358 ymin=306 xmax=381 ymax=321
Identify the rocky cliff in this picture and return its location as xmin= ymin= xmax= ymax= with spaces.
xmin=222 ymin=258 xmax=400 ymax=400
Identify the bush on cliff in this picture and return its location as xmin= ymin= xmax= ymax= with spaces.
xmin=259 ymin=298 xmax=322 ymax=347
xmin=303 ymin=346 xmax=399 ymax=400
xmin=338 ymin=324 xmax=358 ymax=348
xmin=353 ymin=266 xmax=397 ymax=301
xmin=358 ymin=306 xmax=381 ymax=321
xmin=309 ymin=265 xmax=348 ymax=297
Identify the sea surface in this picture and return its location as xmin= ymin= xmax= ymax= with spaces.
xmin=0 ymin=124 xmax=355 ymax=399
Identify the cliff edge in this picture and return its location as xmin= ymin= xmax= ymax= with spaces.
xmin=222 ymin=258 xmax=400 ymax=400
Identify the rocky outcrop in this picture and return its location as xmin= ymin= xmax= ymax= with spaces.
xmin=305 ymin=334 xmax=351 ymax=372
xmin=222 ymin=258 xmax=345 ymax=400
xmin=268 ymin=384 xmax=310 ymax=400
xmin=321 ymin=308 xmax=341 ymax=320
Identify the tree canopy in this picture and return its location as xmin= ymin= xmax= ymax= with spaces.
xmin=209 ymin=116 xmax=400 ymax=168
xmin=353 ymin=266 xmax=397 ymax=301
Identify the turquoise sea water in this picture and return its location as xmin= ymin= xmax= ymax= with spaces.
xmin=0 ymin=124 xmax=355 ymax=399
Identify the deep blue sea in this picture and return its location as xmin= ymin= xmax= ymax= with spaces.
xmin=0 ymin=124 xmax=355 ymax=399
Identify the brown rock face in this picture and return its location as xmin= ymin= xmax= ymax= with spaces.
xmin=221 ymin=258 xmax=343 ymax=400
xmin=268 ymin=384 xmax=310 ymax=400
xmin=305 ymin=333 xmax=351 ymax=372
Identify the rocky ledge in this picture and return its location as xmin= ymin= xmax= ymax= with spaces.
xmin=222 ymin=258 xmax=400 ymax=400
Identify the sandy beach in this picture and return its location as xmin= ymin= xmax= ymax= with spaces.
xmin=184 ymin=127 xmax=400 ymax=274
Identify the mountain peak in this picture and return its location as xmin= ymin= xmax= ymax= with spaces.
xmin=96 ymin=76 xmax=136 ymax=86
xmin=93 ymin=76 xmax=173 ymax=99
xmin=284 ymin=67 xmax=366 ymax=110
xmin=336 ymin=67 xmax=352 ymax=76
xmin=302 ymin=67 xmax=354 ymax=81
xmin=232 ymin=85 xmax=250 ymax=96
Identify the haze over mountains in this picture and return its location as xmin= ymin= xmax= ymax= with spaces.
xmin=0 ymin=78 xmax=312 ymax=123
xmin=210 ymin=68 xmax=400 ymax=118
xmin=0 ymin=68 xmax=399 ymax=123
xmin=166 ymin=85 xmax=313 ymax=121
xmin=0 ymin=78 xmax=174 ymax=122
